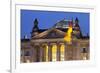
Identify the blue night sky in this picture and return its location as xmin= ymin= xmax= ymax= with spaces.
xmin=21 ymin=9 xmax=90 ymax=39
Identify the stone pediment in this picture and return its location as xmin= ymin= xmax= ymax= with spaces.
xmin=32 ymin=28 xmax=66 ymax=39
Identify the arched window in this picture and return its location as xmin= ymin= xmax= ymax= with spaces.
xmin=60 ymin=44 xmax=65 ymax=61
xmin=24 ymin=51 xmax=31 ymax=63
xmin=52 ymin=44 xmax=57 ymax=61
xmin=81 ymin=48 xmax=88 ymax=60
xmin=44 ymin=44 xmax=49 ymax=62
xmin=42 ymin=44 xmax=49 ymax=62
xmin=24 ymin=51 xmax=30 ymax=56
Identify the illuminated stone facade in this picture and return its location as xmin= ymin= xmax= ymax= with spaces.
xmin=21 ymin=18 xmax=89 ymax=63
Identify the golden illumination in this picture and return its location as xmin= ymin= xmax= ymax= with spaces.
xmin=43 ymin=44 xmax=49 ymax=62
xmin=52 ymin=44 xmax=57 ymax=61
xmin=64 ymin=25 xmax=72 ymax=43
xmin=60 ymin=44 xmax=65 ymax=61
xmin=45 ymin=45 xmax=48 ymax=62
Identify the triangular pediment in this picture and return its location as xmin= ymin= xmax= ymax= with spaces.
xmin=32 ymin=28 xmax=66 ymax=39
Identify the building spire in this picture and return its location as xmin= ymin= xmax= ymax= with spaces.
xmin=31 ymin=18 xmax=39 ymax=38
xmin=33 ymin=18 xmax=39 ymax=30
xmin=75 ymin=17 xmax=79 ymax=27
xmin=73 ymin=17 xmax=83 ymax=38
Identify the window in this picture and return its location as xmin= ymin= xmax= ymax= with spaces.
xmin=24 ymin=51 xmax=30 ymax=56
xmin=21 ymin=50 xmax=24 ymax=56
xmin=45 ymin=45 xmax=49 ymax=62
xmin=81 ymin=48 xmax=87 ymax=53
xmin=81 ymin=48 xmax=88 ymax=60
xmin=60 ymin=44 xmax=65 ymax=61
xmin=52 ymin=44 xmax=57 ymax=61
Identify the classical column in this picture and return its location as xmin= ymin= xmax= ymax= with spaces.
xmin=48 ymin=44 xmax=52 ymax=61
xmin=77 ymin=42 xmax=83 ymax=60
xmin=34 ymin=45 xmax=40 ymax=62
xmin=41 ymin=44 xmax=46 ymax=62
xmin=36 ymin=47 xmax=40 ymax=62
xmin=32 ymin=47 xmax=36 ymax=62
xmin=66 ymin=43 xmax=74 ymax=60
xmin=57 ymin=44 xmax=60 ymax=61
xmin=72 ymin=40 xmax=78 ymax=60
xmin=64 ymin=43 xmax=68 ymax=60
